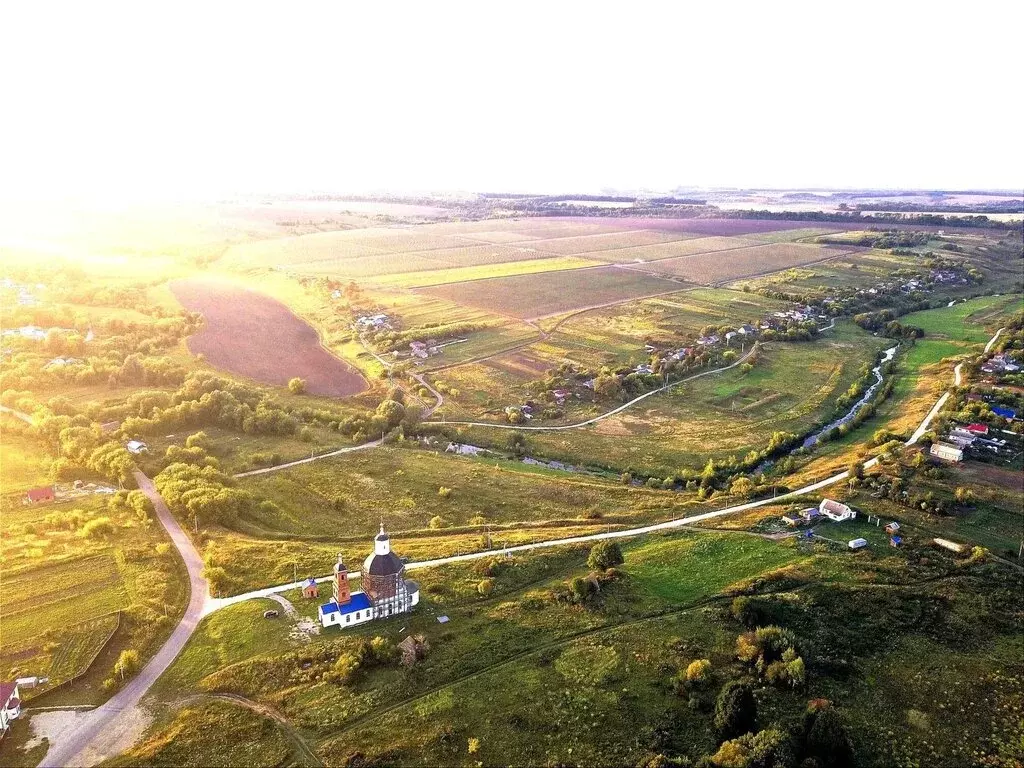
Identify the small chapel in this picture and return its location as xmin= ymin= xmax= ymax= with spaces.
xmin=318 ymin=524 xmax=420 ymax=629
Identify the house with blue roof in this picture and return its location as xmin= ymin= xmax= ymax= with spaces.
xmin=991 ymin=405 xmax=1017 ymax=420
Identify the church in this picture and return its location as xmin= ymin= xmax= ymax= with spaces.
xmin=318 ymin=524 xmax=420 ymax=629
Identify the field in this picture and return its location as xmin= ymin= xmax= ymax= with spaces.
xmin=446 ymin=323 xmax=888 ymax=475
xmin=0 ymin=419 xmax=52 ymax=492
xmin=0 ymin=486 xmax=187 ymax=700
xmin=641 ymin=242 xmax=853 ymax=284
xmin=419 ymin=266 xmax=684 ymax=319
xmin=170 ymin=277 xmax=367 ymax=396
xmin=115 ymin=524 xmax=1023 ymax=767
xmin=371 ymin=255 xmax=601 ymax=288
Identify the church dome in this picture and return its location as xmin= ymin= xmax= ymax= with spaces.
xmin=363 ymin=551 xmax=404 ymax=576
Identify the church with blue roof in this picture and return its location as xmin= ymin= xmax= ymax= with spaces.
xmin=318 ymin=524 xmax=420 ymax=629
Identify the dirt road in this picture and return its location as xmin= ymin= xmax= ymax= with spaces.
xmin=37 ymin=472 xmax=209 ymax=768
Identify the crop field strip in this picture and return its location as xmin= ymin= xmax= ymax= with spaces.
xmin=640 ymin=242 xmax=858 ymax=284
xmin=417 ymin=266 xmax=688 ymax=320
xmin=2 ymin=553 xmax=128 ymax=649
xmin=370 ymin=255 xmax=604 ymax=288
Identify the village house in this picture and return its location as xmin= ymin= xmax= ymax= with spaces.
xmin=725 ymin=331 xmax=738 ymax=342
xmin=355 ymin=313 xmax=390 ymax=329
xmin=0 ymin=681 xmax=21 ymax=737
xmin=126 ymin=440 xmax=148 ymax=454
xmin=964 ymin=423 xmax=989 ymax=436
xmin=889 ymin=535 xmax=903 ymax=548
xmin=781 ymin=513 xmax=803 ymax=527
xmin=318 ymin=525 xmax=420 ymax=629
xmin=848 ymin=538 xmax=868 ymax=551
xmin=738 ymin=324 xmax=755 ymax=336
xmin=800 ymin=507 xmax=821 ymax=523
xmin=44 ymin=357 xmax=81 ymax=370
xmin=991 ymin=405 xmax=1017 ymax=420
xmin=23 ymin=486 xmax=55 ymax=505
xmin=819 ymin=498 xmax=855 ymax=522
xmin=409 ymin=341 xmax=429 ymax=359
xmin=301 ymin=578 xmax=319 ymax=599
xmin=884 ymin=522 xmax=901 ymax=535
xmin=929 ymin=441 xmax=964 ymax=463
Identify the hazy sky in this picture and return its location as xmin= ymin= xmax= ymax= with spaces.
xmin=2 ymin=1 xmax=1022 ymax=200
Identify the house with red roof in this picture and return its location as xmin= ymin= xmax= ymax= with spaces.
xmin=0 ymin=681 xmax=21 ymax=737
xmin=23 ymin=486 xmax=55 ymax=505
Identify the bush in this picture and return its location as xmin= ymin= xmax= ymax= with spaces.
xmin=428 ymin=515 xmax=447 ymax=530
xmin=587 ymin=540 xmax=625 ymax=570
xmin=477 ymin=578 xmax=495 ymax=596
xmin=288 ymin=377 xmax=307 ymax=394
xmin=79 ymin=516 xmax=116 ymax=539
xmin=437 ymin=486 xmax=452 ymax=499
xmin=685 ymin=659 xmax=713 ymax=684
xmin=715 ymin=680 xmax=757 ymax=739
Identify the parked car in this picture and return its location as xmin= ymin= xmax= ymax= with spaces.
xmin=263 ymin=609 xmax=279 ymax=619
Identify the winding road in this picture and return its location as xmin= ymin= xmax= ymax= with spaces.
xmin=431 ymin=344 xmax=759 ymax=431
xmin=207 ymin=328 xmax=999 ymax=614
xmin=16 ymin=325 xmax=1002 ymax=766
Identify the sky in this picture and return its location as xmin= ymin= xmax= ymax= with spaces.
xmin=2 ymin=1 xmax=1022 ymax=201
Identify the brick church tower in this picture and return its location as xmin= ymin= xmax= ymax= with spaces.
xmin=333 ymin=553 xmax=352 ymax=606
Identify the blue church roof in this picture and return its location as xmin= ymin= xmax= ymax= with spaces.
xmin=319 ymin=591 xmax=373 ymax=617
xmin=992 ymin=405 xmax=1016 ymax=419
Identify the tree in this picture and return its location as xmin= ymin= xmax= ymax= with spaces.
xmin=715 ymin=680 xmax=757 ymax=739
xmin=428 ymin=515 xmax=447 ymax=529
xmin=587 ymin=540 xmax=624 ymax=570
xmin=288 ymin=377 xmax=307 ymax=394
xmin=115 ymin=649 xmax=140 ymax=680
xmin=477 ymin=578 xmax=494 ymax=596
xmin=730 ymin=476 xmax=756 ymax=498
xmin=593 ymin=373 xmax=622 ymax=399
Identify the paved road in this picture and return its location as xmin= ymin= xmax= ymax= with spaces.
xmin=38 ymin=472 xmax=209 ymax=768
xmin=206 ymin=327 xmax=999 ymax=614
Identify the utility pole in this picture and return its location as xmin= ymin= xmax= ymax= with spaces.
xmin=294 ymin=562 xmax=297 ymax=585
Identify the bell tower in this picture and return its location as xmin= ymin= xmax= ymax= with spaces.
xmin=374 ymin=522 xmax=391 ymax=555
xmin=333 ymin=552 xmax=351 ymax=606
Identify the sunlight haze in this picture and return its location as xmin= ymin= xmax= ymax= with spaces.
xmin=2 ymin=1 xmax=1022 ymax=201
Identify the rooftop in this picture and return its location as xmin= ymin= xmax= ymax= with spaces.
xmin=319 ymin=591 xmax=373 ymax=616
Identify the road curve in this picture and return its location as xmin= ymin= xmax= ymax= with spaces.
xmin=431 ymin=344 xmax=759 ymax=432
xmin=38 ymin=472 xmax=209 ymax=768
xmin=209 ymin=327 xmax=998 ymax=614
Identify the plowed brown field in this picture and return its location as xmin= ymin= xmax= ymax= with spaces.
xmin=170 ymin=279 xmax=366 ymax=397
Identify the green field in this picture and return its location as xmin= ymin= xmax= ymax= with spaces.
xmin=447 ymin=323 xmax=888 ymax=475
xmin=118 ymin=524 xmax=1023 ymax=768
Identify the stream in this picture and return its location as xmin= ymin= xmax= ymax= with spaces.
xmin=801 ymin=345 xmax=898 ymax=449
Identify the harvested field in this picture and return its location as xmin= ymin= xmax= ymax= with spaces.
xmin=418 ymin=266 xmax=684 ymax=320
xmin=373 ymin=256 xmax=601 ymax=288
xmin=641 ymin=242 xmax=851 ymax=284
xmin=525 ymin=229 xmax=697 ymax=256
xmin=171 ymin=278 xmax=367 ymax=396
xmin=581 ymin=235 xmax=763 ymax=264
xmin=594 ymin=217 xmax=847 ymax=237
